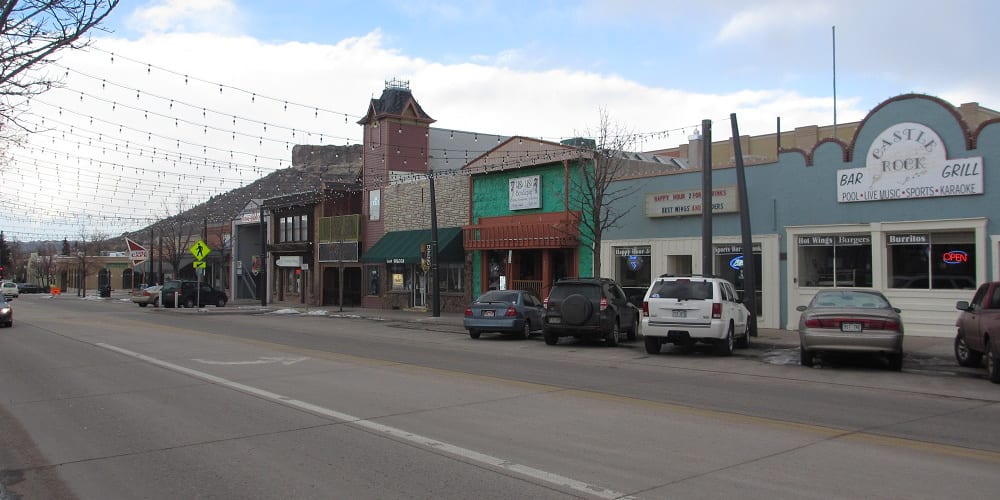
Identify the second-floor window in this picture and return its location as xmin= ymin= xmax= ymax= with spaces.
xmin=279 ymin=215 xmax=309 ymax=242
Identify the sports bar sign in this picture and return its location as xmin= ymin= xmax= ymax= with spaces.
xmin=645 ymin=185 xmax=738 ymax=218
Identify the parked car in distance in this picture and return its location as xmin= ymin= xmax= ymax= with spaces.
xmin=797 ymin=289 xmax=904 ymax=370
xmin=641 ymin=275 xmax=751 ymax=355
xmin=2 ymin=281 xmax=19 ymax=299
xmin=542 ymin=277 xmax=640 ymax=346
xmin=16 ymin=283 xmax=48 ymax=294
xmin=463 ymin=289 xmax=544 ymax=339
xmin=0 ymin=294 xmax=12 ymax=327
xmin=954 ymin=281 xmax=1000 ymax=383
xmin=131 ymin=285 xmax=163 ymax=307
xmin=160 ymin=280 xmax=228 ymax=308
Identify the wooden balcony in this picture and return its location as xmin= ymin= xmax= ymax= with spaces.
xmin=463 ymin=221 xmax=578 ymax=250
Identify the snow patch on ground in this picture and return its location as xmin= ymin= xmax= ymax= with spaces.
xmin=270 ymin=308 xmax=301 ymax=315
xmin=304 ymin=310 xmax=329 ymax=316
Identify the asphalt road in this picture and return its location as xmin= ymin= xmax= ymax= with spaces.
xmin=2 ymin=295 xmax=999 ymax=499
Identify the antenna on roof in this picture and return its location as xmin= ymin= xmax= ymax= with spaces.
xmin=385 ymin=78 xmax=410 ymax=91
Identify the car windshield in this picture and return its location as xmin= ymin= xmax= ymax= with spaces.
xmin=812 ymin=291 xmax=890 ymax=309
xmin=649 ymin=280 xmax=713 ymax=300
xmin=477 ymin=291 xmax=517 ymax=303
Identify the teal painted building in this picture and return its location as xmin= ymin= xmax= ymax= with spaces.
xmin=600 ymin=94 xmax=1000 ymax=337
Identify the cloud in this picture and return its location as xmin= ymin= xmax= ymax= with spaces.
xmin=127 ymin=0 xmax=244 ymax=35
xmin=715 ymin=1 xmax=832 ymax=44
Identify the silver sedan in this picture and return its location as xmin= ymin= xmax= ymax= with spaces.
xmin=797 ymin=289 xmax=904 ymax=370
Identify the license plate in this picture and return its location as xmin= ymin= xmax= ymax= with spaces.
xmin=483 ymin=310 xmax=495 ymax=318
xmin=841 ymin=322 xmax=863 ymax=332
xmin=549 ymin=317 xmax=561 ymax=324
xmin=672 ymin=310 xmax=686 ymax=318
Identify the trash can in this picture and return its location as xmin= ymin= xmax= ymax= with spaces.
xmin=99 ymin=285 xmax=111 ymax=298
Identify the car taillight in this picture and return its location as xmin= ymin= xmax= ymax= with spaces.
xmin=712 ymin=302 xmax=722 ymax=319
xmin=804 ymin=318 xmax=821 ymax=328
xmin=804 ymin=317 xmax=901 ymax=331
xmin=505 ymin=305 xmax=517 ymax=317
xmin=642 ymin=301 xmax=649 ymax=317
xmin=464 ymin=307 xmax=472 ymax=317
xmin=543 ymin=297 xmax=549 ymax=309
xmin=600 ymin=298 xmax=608 ymax=311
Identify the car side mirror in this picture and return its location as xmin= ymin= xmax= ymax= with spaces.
xmin=795 ymin=305 xmax=807 ymax=312
xmin=893 ymin=307 xmax=902 ymax=314
xmin=956 ymin=300 xmax=970 ymax=311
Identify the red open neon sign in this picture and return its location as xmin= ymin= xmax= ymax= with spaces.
xmin=942 ymin=250 xmax=969 ymax=265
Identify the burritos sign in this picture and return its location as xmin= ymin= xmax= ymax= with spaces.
xmin=837 ymin=122 xmax=983 ymax=203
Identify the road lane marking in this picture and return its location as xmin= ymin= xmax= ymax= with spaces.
xmin=191 ymin=356 xmax=309 ymax=366
xmin=97 ymin=343 xmax=637 ymax=500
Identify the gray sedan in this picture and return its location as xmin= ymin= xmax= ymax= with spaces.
xmin=463 ymin=290 xmax=544 ymax=339
xmin=797 ymin=289 xmax=904 ymax=370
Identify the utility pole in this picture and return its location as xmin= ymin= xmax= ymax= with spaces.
xmin=731 ymin=113 xmax=758 ymax=337
xmin=259 ymin=203 xmax=267 ymax=307
xmin=700 ymin=119 xmax=713 ymax=275
xmin=429 ymin=174 xmax=440 ymax=317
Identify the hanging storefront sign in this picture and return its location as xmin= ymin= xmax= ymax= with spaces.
xmin=645 ymin=186 xmax=738 ymax=217
xmin=837 ymin=122 xmax=983 ymax=203
xmin=509 ymin=175 xmax=541 ymax=210
xmin=614 ymin=246 xmax=651 ymax=257
xmin=796 ymin=235 xmax=871 ymax=246
xmin=276 ymin=255 xmax=302 ymax=267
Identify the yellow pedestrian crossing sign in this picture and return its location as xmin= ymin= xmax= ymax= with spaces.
xmin=192 ymin=261 xmax=207 ymax=269
xmin=190 ymin=240 xmax=211 ymax=260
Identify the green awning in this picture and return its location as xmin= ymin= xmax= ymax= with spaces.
xmin=361 ymin=227 xmax=464 ymax=264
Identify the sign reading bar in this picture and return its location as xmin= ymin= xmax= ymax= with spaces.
xmin=645 ymin=186 xmax=738 ymax=218
xmin=837 ymin=122 xmax=983 ymax=203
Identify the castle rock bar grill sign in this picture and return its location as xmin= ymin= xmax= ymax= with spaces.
xmin=837 ymin=122 xmax=983 ymax=203
xmin=645 ymin=185 xmax=738 ymax=217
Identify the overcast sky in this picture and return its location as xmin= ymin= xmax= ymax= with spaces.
xmin=4 ymin=0 xmax=996 ymax=242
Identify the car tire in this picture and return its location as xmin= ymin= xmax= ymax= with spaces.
xmin=469 ymin=329 xmax=481 ymax=339
xmin=736 ymin=326 xmax=750 ymax=349
xmin=626 ymin=317 xmax=638 ymax=341
xmin=800 ymin=346 xmax=815 ymax=367
xmin=561 ymin=294 xmax=592 ymax=326
xmin=954 ymin=332 xmax=983 ymax=367
xmin=887 ymin=352 xmax=903 ymax=371
xmin=521 ymin=320 xmax=531 ymax=340
xmin=543 ymin=330 xmax=558 ymax=345
xmin=139 ymin=302 xmax=148 ymax=307
xmin=715 ymin=323 xmax=734 ymax=356
xmin=987 ymin=340 xmax=1000 ymax=384
xmin=216 ymin=298 xmax=226 ymax=308
xmin=605 ymin=321 xmax=620 ymax=347
xmin=644 ymin=335 xmax=661 ymax=354
xmin=184 ymin=297 xmax=195 ymax=308
xmin=153 ymin=298 xmax=159 ymax=308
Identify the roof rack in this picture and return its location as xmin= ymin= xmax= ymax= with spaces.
xmin=658 ymin=273 xmax=718 ymax=279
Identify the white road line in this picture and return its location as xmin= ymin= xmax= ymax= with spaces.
xmin=97 ymin=343 xmax=636 ymax=500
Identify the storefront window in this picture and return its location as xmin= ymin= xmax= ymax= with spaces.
xmin=438 ymin=263 xmax=464 ymax=293
xmin=485 ymin=251 xmax=506 ymax=290
xmin=797 ymin=235 xmax=872 ymax=287
xmin=714 ymin=244 xmax=763 ymax=316
xmin=614 ymin=246 xmax=651 ymax=288
xmin=888 ymin=232 xmax=976 ymax=289
xmin=366 ymin=265 xmax=380 ymax=296
xmin=387 ymin=263 xmax=411 ymax=291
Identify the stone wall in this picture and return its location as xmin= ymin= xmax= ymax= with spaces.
xmin=383 ymin=174 xmax=469 ymax=231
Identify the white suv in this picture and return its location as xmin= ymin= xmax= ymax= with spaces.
xmin=1 ymin=281 xmax=19 ymax=299
xmin=641 ymin=275 xmax=751 ymax=355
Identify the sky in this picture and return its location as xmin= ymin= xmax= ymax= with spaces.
xmin=2 ymin=0 xmax=997 ymax=243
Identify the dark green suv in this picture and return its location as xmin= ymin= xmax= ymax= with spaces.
xmin=542 ymin=277 xmax=640 ymax=346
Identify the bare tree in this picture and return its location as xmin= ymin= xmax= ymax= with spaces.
xmin=0 ymin=0 xmax=120 ymax=133
xmin=569 ymin=108 xmax=641 ymax=277
xmin=72 ymin=228 xmax=110 ymax=296
xmin=32 ymin=241 xmax=56 ymax=286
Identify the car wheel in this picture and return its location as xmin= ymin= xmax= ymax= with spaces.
xmin=138 ymin=302 xmax=148 ymax=307
xmin=626 ymin=317 xmax=638 ymax=341
xmin=715 ymin=323 xmax=734 ymax=356
xmin=543 ymin=330 xmax=558 ymax=345
xmin=644 ymin=335 xmax=661 ymax=354
xmin=987 ymin=340 xmax=1000 ymax=384
xmin=736 ymin=326 xmax=750 ymax=349
xmin=605 ymin=321 xmax=620 ymax=347
xmin=153 ymin=298 xmax=159 ymax=308
xmin=887 ymin=352 xmax=903 ymax=371
xmin=468 ymin=329 xmax=481 ymax=339
xmin=521 ymin=320 xmax=531 ymax=339
xmin=800 ymin=346 xmax=814 ymax=367
xmin=184 ymin=297 xmax=195 ymax=308
xmin=216 ymin=297 xmax=226 ymax=307
xmin=954 ymin=332 xmax=983 ymax=367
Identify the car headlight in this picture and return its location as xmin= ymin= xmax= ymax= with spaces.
xmin=0 ymin=307 xmax=10 ymax=314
